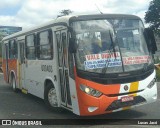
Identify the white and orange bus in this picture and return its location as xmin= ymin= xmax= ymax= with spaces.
xmin=1 ymin=14 xmax=157 ymax=116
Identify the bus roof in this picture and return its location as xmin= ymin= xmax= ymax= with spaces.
xmin=2 ymin=14 xmax=141 ymax=42
xmin=69 ymin=14 xmax=141 ymax=22
xmin=2 ymin=15 xmax=72 ymax=41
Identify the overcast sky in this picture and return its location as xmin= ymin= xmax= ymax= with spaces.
xmin=0 ymin=0 xmax=152 ymax=29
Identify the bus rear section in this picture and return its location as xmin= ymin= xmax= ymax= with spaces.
xmin=1 ymin=40 xmax=17 ymax=85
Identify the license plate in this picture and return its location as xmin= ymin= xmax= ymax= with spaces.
xmin=121 ymin=96 xmax=134 ymax=102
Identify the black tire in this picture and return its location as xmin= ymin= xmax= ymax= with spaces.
xmin=11 ymin=75 xmax=19 ymax=92
xmin=44 ymin=82 xmax=62 ymax=112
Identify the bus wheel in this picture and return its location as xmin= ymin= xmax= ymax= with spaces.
xmin=11 ymin=75 xmax=18 ymax=92
xmin=44 ymin=83 xmax=61 ymax=111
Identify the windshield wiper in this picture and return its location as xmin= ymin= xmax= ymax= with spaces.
xmin=109 ymin=30 xmax=117 ymax=59
xmin=101 ymin=31 xmax=117 ymax=74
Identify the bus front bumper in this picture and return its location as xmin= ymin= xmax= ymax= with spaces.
xmin=78 ymin=83 xmax=157 ymax=116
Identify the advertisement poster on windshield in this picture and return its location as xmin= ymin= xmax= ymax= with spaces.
xmin=84 ymin=53 xmax=151 ymax=70
xmin=123 ymin=56 xmax=151 ymax=65
xmin=84 ymin=52 xmax=122 ymax=70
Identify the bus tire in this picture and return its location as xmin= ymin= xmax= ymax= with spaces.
xmin=44 ymin=82 xmax=62 ymax=112
xmin=11 ymin=75 xmax=18 ymax=92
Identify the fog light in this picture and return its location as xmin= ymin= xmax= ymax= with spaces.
xmin=88 ymin=107 xmax=98 ymax=112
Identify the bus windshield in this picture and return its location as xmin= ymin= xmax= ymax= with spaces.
xmin=72 ymin=19 xmax=153 ymax=74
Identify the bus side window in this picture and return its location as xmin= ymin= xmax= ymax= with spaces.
xmin=25 ymin=34 xmax=36 ymax=60
xmin=37 ymin=30 xmax=53 ymax=60
xmin=9 ymin=39 xmax=17 ymax=59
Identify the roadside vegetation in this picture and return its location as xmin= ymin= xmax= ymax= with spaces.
xmin=156 ymin=69 xmax=160 ymax=81
xmin=0 ymin=36 xmax=2 ymax=67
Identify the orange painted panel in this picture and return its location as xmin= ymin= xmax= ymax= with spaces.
xmin=74 ymin=68 xmax=121 ymax=115
xmin=2 ymin=58 xmax=17 ymax=83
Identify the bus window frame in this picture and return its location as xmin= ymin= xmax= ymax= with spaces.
xmin=37 ymin=29 xmax=53 ymax=60
xmin=25 ymin=33 xmax=37 ymax=60
xmin=8 ymin=39 xmax=17 ymax=59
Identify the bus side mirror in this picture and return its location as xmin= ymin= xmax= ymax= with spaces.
xmin=69 ymin=38 xmax=77 ymax=53
xmin=144 ymin=28 xmax=157 ymax=54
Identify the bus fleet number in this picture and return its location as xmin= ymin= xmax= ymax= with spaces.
xmin=41 ymin=65 xmax=53 ymax=73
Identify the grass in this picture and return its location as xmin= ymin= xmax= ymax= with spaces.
xmin=0 ymin=57 xmax=2 ymax=73
xmin=156 ymin=69 xmax=160 ymax=81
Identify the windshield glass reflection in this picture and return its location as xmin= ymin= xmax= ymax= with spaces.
xmin=72 ymin=19 xmax=153 ymax=74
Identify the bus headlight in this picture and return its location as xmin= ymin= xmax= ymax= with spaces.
xmin=147 ymin=78 xmax=156 ymax=89
xmin=80 ymin=84 xmax=102 ymax=97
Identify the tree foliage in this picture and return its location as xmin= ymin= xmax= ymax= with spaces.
xmin=145 ymin=0 xmax=160 ymax=35
xmin=58 ymin=9 xmax=73 ymax=17
xmin=0 ymin=44 xmax=1 ymax=57
xmin=0 ymin=33 xmax=3 ymax=57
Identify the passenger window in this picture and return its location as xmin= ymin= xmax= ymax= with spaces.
xmin=38 ymin=30 xmax=53 ymax=60
xmin=26 ymin=34 xmax=36 ymax=60
xmin=9 ymin=40 xmax=17 ymax=59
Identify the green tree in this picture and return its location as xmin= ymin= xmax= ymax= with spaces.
xmin=155 ymin=56 xmax=160 ymax=63
xmin=58 ymin=9 xmax=73 ymax=17
xmin=145 ymin=0 xmax=160 ymax=36
xmin=0 ymin=33 xmax=3 ymax=57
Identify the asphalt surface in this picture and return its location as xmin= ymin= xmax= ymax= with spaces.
xmin=0 ymin=73 xmax=159 ymax=127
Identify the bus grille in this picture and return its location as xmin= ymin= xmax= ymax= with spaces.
xmin=106 ymin=96 xmax=146 ymax=111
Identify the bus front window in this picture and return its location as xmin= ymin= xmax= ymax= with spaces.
xmin=108 ymin=19 xmax=153 ymax=72
xmin=72 ymin=19 xmax=153 ymax=74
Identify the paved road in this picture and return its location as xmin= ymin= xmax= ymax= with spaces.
xmin=0 ymin=73 xmax=159 ymax=127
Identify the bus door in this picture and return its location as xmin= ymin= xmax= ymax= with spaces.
xmin=18 ymin=40 xmax=25 ymax=89
xmin=56 ymin=29 xmax=72 ymax=108
xmin=4 ymin=43 xmax=9 ymax=82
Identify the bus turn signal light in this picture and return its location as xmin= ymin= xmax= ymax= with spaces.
xmin=147 ymin=78 xmax=156 ymax=89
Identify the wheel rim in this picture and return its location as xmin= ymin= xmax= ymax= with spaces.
xmin=48 ymin=88 xmax=58 ymax=107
